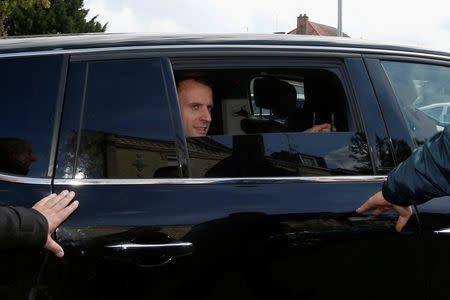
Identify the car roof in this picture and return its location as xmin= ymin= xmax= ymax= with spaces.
xmin=1 ymin=32 xmax=449 ymax=58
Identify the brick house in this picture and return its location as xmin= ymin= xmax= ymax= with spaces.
xmin=288 ymin=14 xmax=350 ymax=37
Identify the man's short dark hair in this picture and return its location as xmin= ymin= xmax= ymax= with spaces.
xmin=175 ymin=76 xmax=213 ymax=90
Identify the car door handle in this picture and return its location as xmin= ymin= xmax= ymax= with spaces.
xmin=105 ymin=241 xmax=194 ymax=256
xmin=434 ymin=228 xmax=450 ymax=234
xmin=104 ymin=241 xmax=194 ymax=267
xmin=347 ymin=216 xmax=377 ymax=222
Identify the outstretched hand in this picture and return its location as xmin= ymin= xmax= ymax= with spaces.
xmin=304 ymin=123 xmax=336 ymax=132
xmin=356 ymin=191 xmax=412 ymax=232
xmin=32 ymin=191 xmax=79 ymax=258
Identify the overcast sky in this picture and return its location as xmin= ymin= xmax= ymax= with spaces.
xmin=84 ymin=0 xmax=450 ymax=51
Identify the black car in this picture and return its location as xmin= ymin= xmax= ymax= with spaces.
xmin=1 ymin=33 xmax=450 ymax=299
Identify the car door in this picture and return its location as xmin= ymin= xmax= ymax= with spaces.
xmin=0 ymin=54 xmax=66 ymax=299
xmin=166 ymin=55 xmax=424 ymax=300
xmin=47 ymin=54 xmax=191 ymax=299
xmin=367 ymin=55 xmax=450 ymax=299
xmin=48 ymin=50 xmax=424 ymax=300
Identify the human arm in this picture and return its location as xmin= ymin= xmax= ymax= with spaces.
xmin=0 ymin=190 xmax=79 ymax=257
xmin=383 ymin=125 xmax=450 ymax=206
xmin=356 ymin=125 xmax=450 ymax=231
xmin=0 ymin=206 xmax=48 ymax=249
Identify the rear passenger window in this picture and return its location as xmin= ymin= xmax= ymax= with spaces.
xmin=382 ymin=61 xmax=450 ymax=146
xmin=175 ymin=65 xmax=374 ymax=177
xmin=56 ymin=59 xmax=178 ymax=179
xmin=0 ymin=56 xmax=62 ymax=177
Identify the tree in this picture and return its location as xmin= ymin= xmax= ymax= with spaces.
xmin=3 ymin=0 xmax=106 ymax=36
xmin=0 ymin=0 xmax=50 ymax=36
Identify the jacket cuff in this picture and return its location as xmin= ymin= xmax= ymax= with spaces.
xmin=381 ymin=181 xmax=411 ymax=207
xmin=13 ymin=207 xmax=49 ymax=248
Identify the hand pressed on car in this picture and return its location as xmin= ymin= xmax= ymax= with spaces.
xmin=32 ymin=190 xmax=79 ymax=257
xmin=356 ymin=191 xmax=412 ymax=232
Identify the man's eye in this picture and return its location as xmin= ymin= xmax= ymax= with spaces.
xmin=191 ymin=105 xmax=199 ymax=110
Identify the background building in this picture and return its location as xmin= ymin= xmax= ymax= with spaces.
xmin=288 ymin=14 xmax=350 ymax=37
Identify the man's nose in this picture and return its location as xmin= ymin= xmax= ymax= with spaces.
xmin=200 ymin=108 xmax=211 ymax=123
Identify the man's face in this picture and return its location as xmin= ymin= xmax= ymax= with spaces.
xmin=177 ymin=79 xmax=213 ymax=137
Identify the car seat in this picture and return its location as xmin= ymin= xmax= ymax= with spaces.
xmin=241 ymin=77 xmax=297 ymax=134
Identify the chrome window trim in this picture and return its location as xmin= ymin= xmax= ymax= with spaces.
xmin=0 ymin=173 xmax=51 ymax=185
xmin=52 ymin=176 xmax=387 ymax=186
xmin=1 ymin=44 xmax=450 ymax=62
xmin=0 ymin=172 xmax=386 ymax=185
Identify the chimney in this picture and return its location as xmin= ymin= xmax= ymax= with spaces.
xmin=297 ymin=14 xmax=308 ymax=34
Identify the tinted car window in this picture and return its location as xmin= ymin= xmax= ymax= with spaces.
xmin=189 ymin=132 xmax=372 ymax=177
xmin=177 ymin=66 xmax=373 ymax=177
xmin=56 ymin=59 xmax=178 ymax=179
xmin=382 ymin=61 xmax=450 ymax=145
xmin=0 ymin=55 xmax=62 ymax=177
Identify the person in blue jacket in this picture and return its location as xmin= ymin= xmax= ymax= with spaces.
xmin=357 ymin=125 xmax=450 ymax=232
xmin=0 ymin=190 xmax=79 ymax=257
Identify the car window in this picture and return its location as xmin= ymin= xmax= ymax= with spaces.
xmin=381 ymin=60 xmax=450 ymax=146
xmin=188 ymin=132 xmax=372 ymax=177
xmin=176 ymin=66 xmax=373 ymax=177
xmin=56 ymin=59 xmax=178 ymax=179
xmin=0 ymin=55 xmax=63 ymax=177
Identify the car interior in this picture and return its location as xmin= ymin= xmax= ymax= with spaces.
xmin=175 ymin=67 xmax=353 ymax=136
xmin=172 ymin=67 xmax=370 ymax=178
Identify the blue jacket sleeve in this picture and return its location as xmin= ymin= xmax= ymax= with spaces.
xmin=0 ymin=206 xmax=48 ymax=249
xmin=382 ymin=125 xmax=450 ymax=206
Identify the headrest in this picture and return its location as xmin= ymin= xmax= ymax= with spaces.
xmin=253 ymin=77 xmax=297 ymax=118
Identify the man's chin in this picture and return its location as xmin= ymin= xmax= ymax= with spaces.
xmin=192 ymin=133 xmax=207 ymax=137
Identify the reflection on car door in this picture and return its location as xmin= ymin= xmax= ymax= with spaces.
xmin=48 ymin=55 xmax=425 ymax=300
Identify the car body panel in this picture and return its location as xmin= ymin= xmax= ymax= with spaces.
xmin=52 ymin=179 xmax=421 ymax=299
xmin=0 ymin=180 xmax=51 ymax=299
xmin=1 ymin=33 xmax=447 ymax=299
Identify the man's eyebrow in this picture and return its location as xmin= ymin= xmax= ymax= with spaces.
xmin=189 ymin=101 xmax=213 ymax=108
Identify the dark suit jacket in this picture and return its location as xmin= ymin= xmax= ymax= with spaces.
xmin=0 ymin=207 xmax=48 ymax=249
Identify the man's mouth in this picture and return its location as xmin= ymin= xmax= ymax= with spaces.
xmin=194 ymin=127 xmax=208 ymax=135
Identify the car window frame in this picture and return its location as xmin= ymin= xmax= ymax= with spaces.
xmin=53 ymin=55 xmax=186 ymax=180
xmin=171 ymin=55 xmax=376 ymax=178
xmin=0 ymin=46 xmax=389 ymax=186
xmin=0 ymin=53 xmax=67 ymax=179
xmin=364 ymin=54 xmax=450 ymax=164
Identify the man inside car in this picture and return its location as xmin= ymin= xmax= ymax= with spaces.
xmin=177 ymin=78 xmax=213 ymax=137
xmin=176 ymin=77 xmax=334 ymax=137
